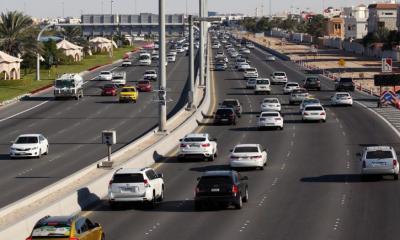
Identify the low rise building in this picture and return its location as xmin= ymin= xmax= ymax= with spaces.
xmin=325 ymin=17 xmax=345 ymax=39
xmin=368 ymin=2 xmax=398 ymax=33
xmin=343 ymin=4 xmax=368 ymax=39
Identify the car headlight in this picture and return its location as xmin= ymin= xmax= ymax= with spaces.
xmin=10 ymin=147 xmax=16 ymax=151
xmin=32 ymin=147 xmax=38 ymax=150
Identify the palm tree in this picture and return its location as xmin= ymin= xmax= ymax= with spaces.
xmin=60 ymin=26 xmax=82 ymax=42
xmin=0 ymin=11 xmax=34 ymax=56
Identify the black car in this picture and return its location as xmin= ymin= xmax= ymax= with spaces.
xmin=220 ymin=99 xmax=242 ymax=117
xmin=303 ymin=76 xmax=321 ymax=91
xmin=194 ymin=170 xmax=248 ymax=210
xmin=214 ymin=107 xmax=237 ymax=125
xmin=335 ymin=77 xmax=355 ymax=91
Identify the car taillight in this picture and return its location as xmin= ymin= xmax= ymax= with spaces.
xmin=70 ymin=238 xmax=80 ymax=240
xmin=362 ymin=160 xmax=366 ymax=168
xmin=180 ymin=144 xmax=187 ymax=147
xmin=25 ymin=237 xmax=32 ymax=240
xmin=144 ymin=179 xmax=150 ymax=188
xmin=232 ymin=185 xmax=239 ymax=194
xmin=231 ymin=156 xmax=239 ymax=159
xmin=393 ymin=160 xmax=398 ymax=168
xmin=304 ymin=112 xmax=309 ymax=115
xmin=275 ymin=118 xmax=281 ymax=121
xmin=108 ymin=180 xmax=113 ymax=187
xmin=250 ymin=155 xmax=262 ymax=159
xmin=201 ymin=143 xmax=210 ymax=147
xmin=320 ymin=112 xmax=325 ymax=115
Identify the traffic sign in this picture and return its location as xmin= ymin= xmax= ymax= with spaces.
xmin=382 ymin=58 xmax=393 ymax=73
xmin=338 ymin=58 xmax=346 ymax=67
xmin=380 ymin=90 xmax=398 ymax=106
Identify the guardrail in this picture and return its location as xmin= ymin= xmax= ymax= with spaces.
xmin=0 ymin=39 xmax=213 ymax=240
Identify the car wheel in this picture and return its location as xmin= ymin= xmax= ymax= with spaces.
xmin=194 ymin=201 xmax=203 ymax=211
xmin=37 ymin=150 xmax=42 ymax=159
xmin=394 ymin=174 xmax=399 ymax=180
xmin=233 ymin=120 xmax=237 ymax=126
xmin=44 ymin=146 xmax=49 ymax=155
xmin=235 ymin=195 xmax=243 ymax=209
xmin=148 ymin=192 xmax=157 ymax=209
xmin=322 ymin=119 xmax=326 ymax=123
xmin=242 ymin=188 xmax=249 ymax=203
xmin=158 ymin=188 xmax=164 ymax=202
xmin=259 ymin=165 xmax=264 ymax=170
xmin=109 ymin=201 xmax=118 ymax=210
xmin=101 ymin=233 xmax=105 ymax=240
xmin=280 ymin=126 xmax=284 ymax=130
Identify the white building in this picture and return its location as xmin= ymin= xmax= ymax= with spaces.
xmin=343 ymin=4 xmax=369 ymax=39
xmin=323 ymin=7 xmax=342 ymax=18
xmin=368 ymin=2 xmax=398 ymax=33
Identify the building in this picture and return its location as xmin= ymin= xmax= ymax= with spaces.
xmin=343 ymin=4 xmax=368 ymax=39
xmin=81 ymin=14 xmax=185 ymax=37
xmin=367 ymin=2 xmax=398 ymax=33
xmin=325 ymin=17 xmax=345 ymax=39
xmin=323 ymin=7 xmax=342 ymax=18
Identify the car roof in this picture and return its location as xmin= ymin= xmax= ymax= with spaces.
xmin=261 ymin=111 xmax=280 ymax=114
xmin=223 ymin=98 xmax=239 ymax=102
xmin=17 ymin=134 xmax=40 ymax=137
xmin=286 ymin=82 xmax=299 ymax=85
xmin=273 ymin=71 xmax=285 ymax=74
xmin=202 ymin=170 xmax=234 ymax=177
xmin=184 ymin=133 xmax=208 ymax=138
xmin=217 ymin=107 xmax=234 ymax=111
xmin=37 ymin=215 xmax=76 ymax=225
xmin=234 ymin=144 xmax=259 ymax=148
xmin=115 ymin=167 xmax=151 ymax=174
xmin=122 ymin=86 xmax=136 ymax=89
xmin=335 ymin=92 xmax=350 ymax=95
xmin=304 ymin=104 xmax=324 ymax=108
xmin=263 ymin=97 xmax=279 ymax=101
xmin=365 ymin=146 xmax=394 ymax=151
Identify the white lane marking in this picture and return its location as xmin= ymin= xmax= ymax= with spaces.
xmin=280 ymin=163 xmax=286 ymax=170
xmin=292 ymin=132 xmax=296 ymax=137
xmin=342 ymin=131 xmax=346 ymax=136
xmin=336 ymin=117 xmax=339 ymax=123
xmin=272 ymin=177 xmax=278 ymax=186
xmin=290 ymin=141 xmax=294 ymax=147
xmin=0 ymin=101 xmax=48 ymax=123
xmin=346 ymin=162 xmax=350 ymax=169
xmin=286 ymin=151 xmax=291 ymax=157
xmin=346 ymin=150 xmax=350 ymax=156
xmin=339 ymin=124 xmax=343 ymax=129
xmin=333 ymin=218 xmax=341 ymax=231
xmin=341 ymin=194 xmax=346 ymax=206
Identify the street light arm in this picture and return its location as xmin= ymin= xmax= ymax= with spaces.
xmin=37 ymin=23 xmax=55 ymax=41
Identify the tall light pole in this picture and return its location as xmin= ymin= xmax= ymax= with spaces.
xmin=110 ymin=0 xmax=114 ymax=15
xmin=158 ymin=0 xmax=167 ymax=132
xmin=36 ymin=23 xmax=55 ymax=80
xmin=199 ymin=0 xmax=205 ymax=86
xmin=188 ymin=15 xmax=195 ymax=109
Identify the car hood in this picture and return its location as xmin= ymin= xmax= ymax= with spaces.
xmin=12 ymin=143 xmax=39 ymax=148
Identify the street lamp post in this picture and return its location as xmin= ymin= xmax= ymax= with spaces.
xmin=188 ymin=15 xmax=195 ymax=109
xmin=158 ymin=0 xmax=167 ymax=132
xmin=36 ymin=23 xmax=55 ymax=81
xmin=199 ymin=0 xmax=205 ymax=86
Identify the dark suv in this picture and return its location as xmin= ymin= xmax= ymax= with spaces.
xmin=303 ymin=76 xmax=321 ymax=91
xmin=335 ymin=77 xmax=355 ymax=91
xmin=194 ymin=170 xmax=248 ymax=210
xmin=214 ymin=107 xmax=237 ymax=125
xmin=220 ymin=99 xmax=242 ymax=117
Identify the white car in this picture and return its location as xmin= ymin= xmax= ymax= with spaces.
xmin=169 ymin=50 xmax=177 ymax=56
xmin=167 ymin=53 xmax=176 ymax=62
xmin=246 ymin=78 xmax=257 ymax=89
xmin=151 ymin=54 xmax=160 ymax=60
xmin=10 ymin=134 xmax=49 ymax=158
xmin=143 ymin=70 xmax=157 ymax=81
xmin=243 ymin=68 xmax=258 ymax=79
xmin=261 ymin=98 xmax=281 ymax=112
xmin=302 ymin=104 xmax=326 ymax=122
xmin=237 ymin=63 xmax=251 ymax=72
xmin=265 ymin=54 xmax=276 ymax=61
xmin=246 ymin=42 xmax=255 ymax=49
xmin=257 ymin=111 xmax=284 ymax=130
xmin=229 ymin=144 xmax=267 ymax=170
xmin=331 ymin=92 xmax=353 ymax=106
xmin=121 ymin=60 xmax=132 ymax=67
xmin=111 ymin=72 xmax=126 ymax=86
xmin=176 ymin=46 xmax=185 ymax=53
xmin=360 ymin=146 xmax=399 ymax=180
xmin=108 ymin=167 xmax=164 ymax=208
xmin=289 ymin=88 xmax=309 ymax=105
xmin=234 ymin=58 xmax=247 ymax=69
xmin=299 ymin=98 xmax=321 ymax=112
xmin=283 ymin=82 xmax=300 ymax=94
xmin=230 ymin=51 xmax=239 ymax=58
xmin=211 ymin=43 xmax=220 ymax=49
xmin=270 ymin=72 xmax=288 ymax=84
xmin=254 ymin=78 xmax=271 ymax=95
xmin=178 ymin=133 xmax=217 ymax=161
xmin=239 ymin=48 xmax=251 ymax=54
xmin=98 ymin=71 xmax=113 ymax=81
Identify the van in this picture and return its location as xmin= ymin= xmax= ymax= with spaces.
xmin=139 ymin=53 xmax=151 ymax=66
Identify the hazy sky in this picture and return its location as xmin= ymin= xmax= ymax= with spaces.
xmin=1 ymin=0 xmax=378 ymax=18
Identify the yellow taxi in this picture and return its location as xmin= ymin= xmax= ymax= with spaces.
xmin=119 ymin=86 xmax=138 ymax=103
xmin=26 ymin=215 xmax=105 ymax=240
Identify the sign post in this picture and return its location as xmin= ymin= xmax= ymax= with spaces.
xmin=98 ymin=130 xmax=116 ymax=168
xmin=382 ymin=58 xmax=393 ymax=73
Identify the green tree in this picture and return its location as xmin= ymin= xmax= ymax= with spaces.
xmin=60 ymin=26 xmax=82 ymax=42
xmin=306 ymin=14 xmax=325 ymax=38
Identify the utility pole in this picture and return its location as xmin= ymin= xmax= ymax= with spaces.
xmin=158 ymin=0 xmax=167 ymax=132
xmin=188 ymin=15 xmax=195 ymax=109
xmin=110 ymin=0 xmax=113 ymax=15
xmin=269 ymin=0 xmax=272 ymax=18
xmin=62 ymin=1 xmax=64 ymax=18
xmin=199 ymin=0 xmax=204 ymax=86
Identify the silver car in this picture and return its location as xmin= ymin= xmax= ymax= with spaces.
xmin=289 ymin=88 xmax=309 ymax=105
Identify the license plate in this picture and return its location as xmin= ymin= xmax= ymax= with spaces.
xmin=221 ymin=119 xmax=229 ymax=121
xmin=121 ymin=187 xmax=134 ymax=192
xmin=191 ymin=144 xmax=200 ymax=147
xmin=372 ymin=162 xmax=386 ymax=166
xmin=311 ymin=113 xmax=319 ymax=115
xmin=211 ymin=188 xmax=220 ymax=192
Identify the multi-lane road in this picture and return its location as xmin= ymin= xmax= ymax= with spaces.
xmin=84 ymin=43 xmax=400 ymax=239
xmin=0 ymin=51 xmax=192 ymax=208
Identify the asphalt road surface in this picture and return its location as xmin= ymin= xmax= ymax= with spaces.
xmin=85 ymin=45 xmax=400 ymax=240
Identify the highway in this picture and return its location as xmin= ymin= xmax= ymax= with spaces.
xmin=0 ymin=51 xmax=192 ymax=208
xmin=85 ymin=44 xmax=400 ymax=239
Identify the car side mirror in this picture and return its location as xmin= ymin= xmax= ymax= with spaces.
xmin=197 ymin=177 xmax=201 ymax=181
xmin=157 ymin=173 xmax=164 ymax=178
xmin=179 ymin=139 xmax=182 ymax=142
xmin=263 ymin=148 xmax=267 ymax=152
xmin=256 ymin=115 xmax=260 ymax=118
xmin=229 ymin=149 xmax=233 ymax=152
xmin=241 ymin=176 xmax=248 ymax=180
xmin=93 ymin=223 xmax=100 ymax=228
xmin=210 ymin=138 xmax=217 ymax=142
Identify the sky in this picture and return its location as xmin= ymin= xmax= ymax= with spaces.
xmin=1 ymin=0 xmax=379 ymax=18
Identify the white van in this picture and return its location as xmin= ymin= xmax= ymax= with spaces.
xmin=139 ymin=53 xmax=152 ymax=66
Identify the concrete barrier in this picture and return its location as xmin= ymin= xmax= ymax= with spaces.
xmin=0 ymin=44 xmax=212 ymax=240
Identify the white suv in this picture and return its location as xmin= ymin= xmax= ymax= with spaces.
xmin=260 ymin=98 xmax=281 ymax=112
xmin=178 ymin=133 xmax=217 ymax=161
xmin=229 ymin=144 xmax=267 ymax=170
xmin=98 ymin=71 xmax=112 ymax=81
xmin=361 ymin=146 xmax=399 ymax=180
xmin=243 ymin=68 xmax=258 ymax=79
xmin=270 ymin=72 xmax=288 ymax=84
xmin=108 ymin=167 xmax=164 ymax=208
xmin=302 ymin=104 xmax=326 ymax=122
xmin=254 ymin=79 xmax=271 ymax=95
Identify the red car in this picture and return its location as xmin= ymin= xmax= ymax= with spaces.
xmin=136 ymin=80 xmax=153 ymax=92
xmin=101 ymin=84 xmax=118 ymax=96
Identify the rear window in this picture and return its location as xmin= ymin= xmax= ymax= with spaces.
xmin=113 ymin=173 xmax=144 ymax=183
xmin=257 ymin=80 xmax=270 ymax=84
xmin=184 ymin=137 xmax=206 ymax=142
xmin=234 ymin=146 xmax=259 ymax=153
xmin=287 ymin=83 xmax=298 ymax=87
xmin=199 ymin=176 xmax=233 ymax=185
xmin=263 ymin=99 xmax=278 ymax=103
xmin=337 ymin=93 xmax=350 ymax=98
xmin=121 ymin=88 xmax=135 ymax=92
xmin=305 ymin=106 xmax=323 ymax=111
xmin=274 ymin=72 xmax=286 ymax=76
xmin=262 ymin=113 xmax=279 ymax=117
xmin=222 ymin=100 xmax=238 ymax=106
xmin=32 ymin=223 xmax=71 ymax=238
xmin=138 ymin=81 xmax=149 ymax=85
xmin=113 ymin=76 xmax=124 ymax=79
xmin=304 ymin=99 xmax=320 ymax=104
xmin=306 ymin=78 xmax=319 ymax=82
xmin=340 ymin=78 xmax=352 ymax=83
xmin=366 ymin=150 xmax=393 ymax=159
xmin=104 ymin=84 xmax=116 ymax=88
xmin=216 ymin=109 xmax=233 ymax=114
xmin=145 ymin=71 xmax=155 ymax=74
xmin=293 ymin=89 xmax=307 ymax=94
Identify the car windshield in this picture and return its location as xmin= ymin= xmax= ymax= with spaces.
xmin=16 ymin=137 xmax=38 ymax=144
xmin=184 ymin=137 xmax=206 ymax=142
xmin=101 ymin=71 xmax=110 ymax=75
xmin=199 ymin=176 xmax=232 ymax=185
xmin=257 ymin=80 xmax=269 ymax=84
xmin=337 ymin=94 xmax=350 ymax=98
xmin=234 ymin=146 xmax=259 ymax=153
xmin=262 ymin=113 xmax=279 ymax=117
xmin=216 ymin=109 xmax=233 ymax=115
xmin=121 ymin=88 xmax=135 ymax=92
xmin=366 ymin=150 xmax=393 ymax=159
xmin=263 ymin=99 xmax=278 ymax=103
xmin=55 ymin=80 xmax=74 ymax=88
xmin=222 ymin=101 xmax=238 ymax=106
xmin=103 ymin=84 xmax=116 ymax=88
xmin=305 ymin=106 xmax=323 ymax=111
xmin=113 ymin=173 xmax=144 ymax=183
xmin=274 ymin=72 xmax=286 ymax=76
xmin=307 ymin=78 xmax=319 ymax=82
xmin=246 ymin=68 xmax=256 ymax=72
xmin=32 ymin=222 xmax=71 ymax=237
